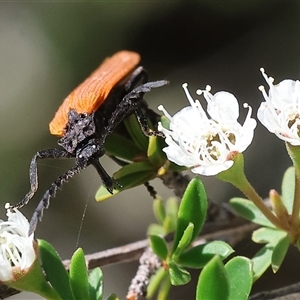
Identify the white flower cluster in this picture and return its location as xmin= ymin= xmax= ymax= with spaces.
xmin=0 ymin=204 xmax=35 ymax=282
xmin=158 ymin=83 xmax=257 ymax=176
xmin=158 ymin=69 xmax=300 ymax=175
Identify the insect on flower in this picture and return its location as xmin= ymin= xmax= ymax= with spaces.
xmin=10 ymin=51 xmax=168 ymax=234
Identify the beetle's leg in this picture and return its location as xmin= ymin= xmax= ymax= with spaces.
xmin=28 ymin=164 xmax=83 ymax=235
xmin=91 ymin=160 xmax=121 ymax=194
xmin=10 ymin=148 xmax=74 ymax=210
xmin=104 ymin=80 xmax=168 ymax=138
xmin=144 ymin=181 xmax=157 ymax=199
xmin=125 ymin=81 xmax=168 ymax=137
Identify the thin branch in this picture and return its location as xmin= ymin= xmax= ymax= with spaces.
xmin=64 ymin=240 xmax=149 ymax=270
xmin=249 ymin=282 xmax=300 ymax=300
xmin=62 ymin=220 xmax=257 ymax=271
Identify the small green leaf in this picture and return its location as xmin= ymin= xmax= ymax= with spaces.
xmin=164 ymin=197 xmax=178 ymax=233
xmin=230 ymin=198 xmax=274 ymax=227
xmin=95 ymin=170 xmax=155 ymax=201
xmin=114 ymin=161 xmax=154 ymax=178
xmin=178 ymin=241 xmax=234 ymax=269
xmin=69 ymin=248 xmax=90 ymax=300
xmin=147 ymin=223 xmax=165 ymax=236
xmin=88 ymin=268 xmax=103 ymax=300
xmin=147 ymin=267 xmax=168 ymax=299
xmin=163 ymin=216 xmax=176 ymax=235
xmin=281 ymin=167 xmax=295 ymax=214
xmin=124 ymin=114 xmax=149 ymax=151
xmin=252 ymin=243 xmax=274 ymax=281
xmin=196 ymin=256 xmax=229 ymax=300
xmin=172 ymin=223 xmax=194 ymax=260
xmin=271 ymin=234 xmax=291 ymax=273
xmin=165 ymin=197 xmax=178 ymax=219
xmin=172 ymin=178 xmax=207 ymax=254
xmin=105 ymin=132 xmax=141 ymax=162
xmin=147 ymin=136 xmax=166 ymax=167
xmin=168 ymin=261 xmax=191 ymax=286
xmin=149 ymin=235 xmax=169 ymax=260
xmin=38 ymin=239 xmax=74 ymax=300
xmin=156 ymin=276 xmax=172 ymax=300
xmin=252 ymin=227 xmax=287 ymax=244
xmin=225 ymin=256 xmax=252 ymax=300
xmin=153 ymin=198 xmax=166 ymax=225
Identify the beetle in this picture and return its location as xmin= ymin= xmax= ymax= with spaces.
xmin=10 ymin=51 xmax=168 ymax=234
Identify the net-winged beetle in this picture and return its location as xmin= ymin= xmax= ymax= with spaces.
xmin=10 ymin=51 xmax=168 ymax=234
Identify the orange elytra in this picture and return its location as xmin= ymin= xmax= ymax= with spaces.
xmin=50 ymin=51 xmax=141 ymax=136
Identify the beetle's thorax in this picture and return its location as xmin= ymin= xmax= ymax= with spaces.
xmin=57 ymin=109 xmax=105 ymax=168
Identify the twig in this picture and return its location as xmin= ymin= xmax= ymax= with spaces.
xmin=249 ymin=282 xmax=300 ymax=300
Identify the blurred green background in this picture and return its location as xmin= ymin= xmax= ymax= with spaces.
xmin=1 ymin=2 xmax=300 ymax=299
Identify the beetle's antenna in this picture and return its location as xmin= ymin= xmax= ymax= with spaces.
xmin=10 ymin=148 xmax=74 ymax=211
xmin=28 ymin=164 xmax=83 ymax=235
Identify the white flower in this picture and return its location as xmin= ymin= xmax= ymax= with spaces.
xmin=158 ymin=83 xmax=256 ymax=176
xmin=0 ymin=204 xmax=36 ymax=282
xmin=258 ymin=68 xmax=300 ymax=145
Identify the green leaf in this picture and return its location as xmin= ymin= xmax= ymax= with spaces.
xmin=149 ymin=235 xmax=169 ymax=261
xmin=178 ymin=241 xmax=234 ymax=269
xmin=38 ymin=239 xmax=74 ymax=300
xmin=230 ymin=197 xmax=274 ymax=227
xmin=225 ymin=256 xmax=252 ymax=300
xmin=105 ymin=132 xmax=141 ymax=162
xmin=147 ymin=223 xmax=166 ymax=236
xmin=252 ymin=227 xmax=287 ymax=244
xmin=163 ymin=216 xmax=176 ymax=235
xmin=165 ymin=197 xmax=178 ymax=219
xmin=252 ymin=243 xmax=274 ymax=281
xmin=88 ymin=268 xmax=103 ymax=300
xmin=196 ymin=255 xmax=229 ymax=300
xmin=114 ymin=161 xmax=154 ymax=178
xmin=124 ymin=114 xmax=149 ymax=151
xmin=156 ymin=276 xmax=172 ymax=300
xmin=281 ymin=167 xmax=295 ymax=214
xmin=153 ymin=198 xmax=166 ymax=225
xmin=147 ymin=136 xmax=166 ymax=167
xmin=69 ymin=248 xmax=90 ymax=300
xmin=271 ymin=234 xmax=291 ymax=273
xmin=95 ymin=169 xmax=156 ymax=201
xmin=164 ymin=197 xmax=178 ymax=233
xmin=172 ymin=223 xmax=194 ymax=260
xmin=172 ymin=178 xmax=207 ymax=254
xmin=147 ymin=267 xmax=168 ymax=299
xmin=168 ymin=261 xmax=191 ymax=286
